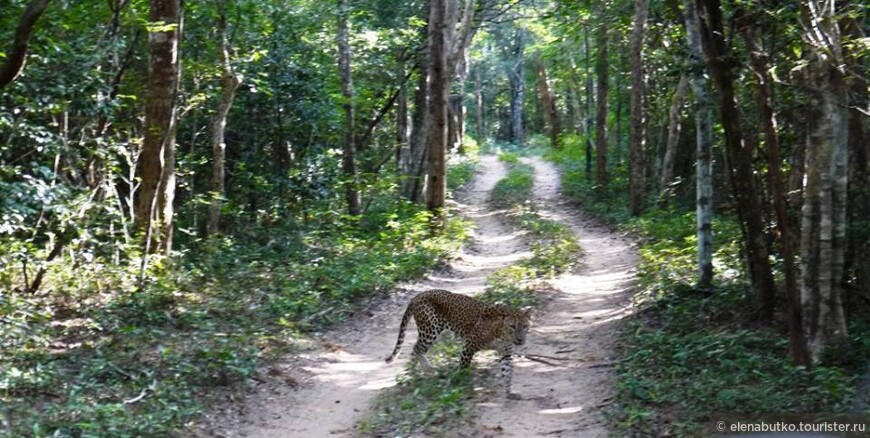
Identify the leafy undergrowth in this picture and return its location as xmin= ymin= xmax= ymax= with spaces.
xmin=546 ymin=138 xmax=869 ymax=436
xmin=366 ymin=148 xmax=583 ymax=436
xmin=359 ymin=336 xmax=475 ymax=437
xmin=0 ymin=197 xmax=468 ymax=436
xmin=447 ymin=138 xmax=482 ymax=192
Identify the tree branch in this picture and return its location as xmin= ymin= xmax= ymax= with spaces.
xmin=0 ymin=0 xmax=51 ymax=89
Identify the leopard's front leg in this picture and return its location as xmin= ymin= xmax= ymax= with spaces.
xmin=499 ymin=352 xmax=520 ymax=399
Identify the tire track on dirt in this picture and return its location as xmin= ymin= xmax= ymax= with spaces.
xmin=460 ymin=156 xmax=638 ymax=438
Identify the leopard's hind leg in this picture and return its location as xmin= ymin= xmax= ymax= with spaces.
xmin=410 ymin=304 xmax=445 ymax=372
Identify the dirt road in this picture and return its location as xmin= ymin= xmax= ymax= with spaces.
xmin=206 ymin=154 xmax=637 ymax=437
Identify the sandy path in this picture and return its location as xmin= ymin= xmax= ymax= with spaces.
xmin=460 ymin=157 xmax=638 ymax=437
xmin=207 ymin=154 xmax=531 ymax=437
xmin=203 ymin=154 xmax=638 ymax=438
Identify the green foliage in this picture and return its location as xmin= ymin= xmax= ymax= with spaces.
xmin=362 ymin=338 xmax=474 ymax=437
xmin=616 ymin=289 xmax=858 ymax=436
xmin=480 ymin=265 xmax=540 ymax=308
xmin=546 ymin=135 xmax=633 ymax=223
xmin=0 ymin=203 xmax=466 ymax=436
xmin=446 ymin=156 xmax=480 ymax=192
xmin=497 ymin=150 xmax=521 ymax=164
xmin=490 ymin=164 xmax=534 ymax=207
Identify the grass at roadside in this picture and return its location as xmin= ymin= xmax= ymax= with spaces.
xmin=546 ymin=135 xmax=869 ymax=436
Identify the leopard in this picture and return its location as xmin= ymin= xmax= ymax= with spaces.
xmin=384 ymin=289 xmax=531 ymax=399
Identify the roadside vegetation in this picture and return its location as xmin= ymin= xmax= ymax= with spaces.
xmin=1 ymin=191 xmax=467 ymax=436
xmin=547 ymin=136 xmax=870 ymax=436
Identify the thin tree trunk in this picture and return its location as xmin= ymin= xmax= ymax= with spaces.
xmin=628 ymin=0 xmax=648 ymax=215
xmin=594 ymin=20 xmax=609 ymax=188
xmin=565 ymin=60 xmax=582 ymax=132
xmin=337 ymin=0 xmax=361 ymax=215
xmin=698 ymin=0 xmax=776 ymax=320
xmin=738 ymin=10 xmax=809 ymax=366
xmin=474 ymin=64 xmax=484 ymax=142
xmin=507 ymin=28 xmax=525 ymax=145
xmin=136 ymin=0 xmax=182 ymax=256
xmin=798 ymin=0 xmax=849 ymax=364
xmin=535 ymin=57 xmax=561 ymax=148
xmin=584 ymin=28 xmax=593 ymax=180
xmin=207 ymin=1 xmax=242 ymax=236
xmin=683 ymin=0 xmax=713 ymax=288
xmin=659 ymin=75 xmax=688 ymax=203
xmin=0 ymin=0 xmax=51 ymax=89
xmin=396 ymin=71 xmax=409 ymax=171
xmin=425 ymin=0 xmax=448 ymax=217
xmin=449 ymin=47 xmax=468 ymax=153
xmin=403 ymin=51 xmax=429 ymax=203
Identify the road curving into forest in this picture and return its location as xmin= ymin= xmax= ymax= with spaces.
xmin=455 ymin=156 xmax=638 ymax=437
xmin=202 ymin=154 xmax=638 ymax=437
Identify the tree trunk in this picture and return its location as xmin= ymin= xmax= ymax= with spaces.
xmin=425 ymin=0 xmax=448 ymax=216
xmin=506 ymin=28 xmax=525 ymax=145
xmin=843 ymin=5 xmax=870 ymax=310
xmin=449 ymin=47 xmax=468 ymax=153
xmin=0 ymin=0 xmax=51 ymax=89
xmin=628 ymin=0 xmax=648 ymax=215
xmin=584 ymin=28 xmax=593 ymax=180
xmin=659 ymin=75 xmax=688 ymax=203
xmin=474 ymin=63 xmax=484 ymax=142
xmin=396 ymin=72 xmax=409 ymax=171
xmin=337 ymin=0 xmax=361 ymax=215
xmin=448 ymin=94 xmax=463 ymax=152
xmin=737 ymin=10 xmax=809 ymax=366
xmin=594 ymin=20 xmax=608 ymax=188
xmin=698 ymin=0 xmax=776 ymax=320
xmin=207 ymin=1 xmax=242 ymax=236
xmin=565 ymin=61 xmax=582 ymax=133
xmin=403 ymin=46 xmax=429 ymax=203
xmin=535 ymin=57 xmax=561 ymax=148
xmin=682 ymin=0 xmax=713 ymax=288
xmin=136 ymin=0 xmax=182 ymax=255
xmin=798 ymin=0 xmax=849 ymax=364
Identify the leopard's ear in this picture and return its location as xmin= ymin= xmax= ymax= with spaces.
xmin=522 ymin=307 xmax=533 ymax=318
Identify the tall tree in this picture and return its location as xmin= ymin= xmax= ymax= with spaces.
xmin=207 ymin=0 xmax=243 ymax=236
xmin=425 ymin=0 xmax=449 ymax=215
xmin=628 ymin=0 xmax=648 ymax=215
xmin=474 ymin=62 xmax=485 ymax=142
xmin=504 ymin=27 xmax=526 ymax=145
xmin=584 ymin=28 xmax=593 ymax=180
xmin=535 ymin=56 xmax=561 ymax=148
xmin=337 ymin=0 xmax=361 ymax=215
xmin=136 ymin=0 xmax=183 ymax=255
xmin=797 ymin=0 xmax=849 ymax=363
xmin=594 ymin=17 xmax=608 ymax=187
xmin=0 ymin=0 xmax=51 ymax=89
xmin=426 ymin=0 xmax=477 ymax=214
xmin=682 ymin=0 xmax=713 ymax=288
xmin=402 ymin=41 xmax=429 ymax=203
xmin=697 ymin=0 xmax=776 ymax=320
xmin=659 ymin=75 xmax=688 ymax=203
xmin=737 ymin=8 xmax=809 ymax=366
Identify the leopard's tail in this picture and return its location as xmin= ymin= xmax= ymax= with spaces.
xmin=385 ymin=304 xmax=413 ymax=363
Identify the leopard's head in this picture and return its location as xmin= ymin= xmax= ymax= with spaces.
xmin=510 ymin=308 xmax=532 ymax=346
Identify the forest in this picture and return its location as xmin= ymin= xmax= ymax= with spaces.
xmin=1 ymin=0 xmax=868 ymax=436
